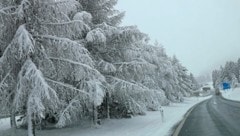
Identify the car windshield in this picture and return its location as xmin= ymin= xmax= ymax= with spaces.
xmin=0 ymin=0 xmax=240 ymax=136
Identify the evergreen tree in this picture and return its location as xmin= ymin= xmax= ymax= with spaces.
xmin=0 ymin=0 xmax=106 ymax=135
xmin=212 ymin=59 xmax=240 ymax=89
xmin=78 ymin=0 xmax=125 ymax=26
xmin=189 ymin=73 xmax=199 ymax=90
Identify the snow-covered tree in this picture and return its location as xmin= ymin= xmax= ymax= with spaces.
xmin=212 ymin=59 xmax=240 ymax=89
xmin=78 ymin=0 xmax=125 ymax=26
xmin=14 ymin=59 xmax=59 ymax=136
xmin=171 ymin=56 xmax=193 ymax=98
xmin=237 ymin=58 xmax=240 ymax=82
xmin=189 ymin=73 xmax=200 ymax=90
xmin=0 ymin=0 xmax=107 ymax=135
xmin=212 ymin=70 xmax=221 ymax=88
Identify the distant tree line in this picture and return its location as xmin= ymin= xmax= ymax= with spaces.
xmin=212 ymin=59 xmax=240 ymax=89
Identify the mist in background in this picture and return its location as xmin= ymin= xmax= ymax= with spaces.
xmin=116 ymin=0 xmax=240 ymax=77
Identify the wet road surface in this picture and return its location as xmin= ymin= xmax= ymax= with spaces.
xmin=178 ymin=95 xmax=240 ymax=136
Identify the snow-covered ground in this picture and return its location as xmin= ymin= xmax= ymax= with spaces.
xmin=221 ymin=87 xmax=240 ymax=102
xmin=0 ymin=96 xmax=211 ymax=136
xmin=0 ymin=118 xmax=11 ymax=132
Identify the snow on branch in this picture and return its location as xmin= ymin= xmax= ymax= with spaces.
xmin=34 ymin=46 xmax=57 ymax=78
xmin=0 ymin=6 xmax=17 ymax=14
xmin=73 ymin=11 xmax=92 ymax=24
xmin=49 ymin=57 xmax=104 ymax=81
xmin=39 ymin=20 xmax=90 ymax=40
xmin=45 ymin=78 xmax=90 ymax=96
xmin=36 ymin=0 xmax=80 ymax=23
xmin=0 ymin=24 xmax=34 ymax=78
xmin=112 ymin=26 xmax=147 ymax=44
xmin=114 ymin=59 xmax=156 ymax=76
xmin=56 ymin=95 xmax=83 ymax=128
xmin=97 ymin=60 xmax=116 ymax=74
xmin=95 ymin=22 xmax=120 ymax=38
xmin=95 ymin=23 xmax=148 ymax=46
xmin=14 ymin=59 xmax=59 ymax=117
xmin=0 ymin=69 xmax=11 ymax=89
xmin=40 ymin=0 xmax=77 ymax=5
xmin=106 ymin=76 xmax=164 ymax=111
xmin=0 ymin=10 xmax=18 ymax=52
xmin=47 ymin=79 xmax=105 ymax=128
xmin=108 ymin=11 xmax=125 ymax=26
xmin=121 ymin=47 xmax=143 ymax=62
xmin=46 ymin=79 xmax=105 ymax=128
xmin=16 ymin=0 xmax=30 ymax=18
xmin=106 ymin=76 xmax=147 ymax=114
xmin=0 ymin=69 xmax=15 ymax=112
xmin=35 ymin=35 xmax=93 ymax=66
xmin=1 ymin=24 xmax=34 ymax=61
xmin=106 ymin=76 xmax=149 ymax=94
xmin=86 ymin=28 xmax=106 ymax=45
xmin=0 ymin=69 xmax=12 ymax=100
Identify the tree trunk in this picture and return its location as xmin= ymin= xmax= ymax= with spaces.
xmin=27 ymin=97 xmax=35 ymax=136
xmin=32 ymin=119 xmax=36 ymax=136
xmin=92 ymin=103 xmax=98 ymax=126
xmin=28 ymin=113 xmax=36 ymax=136
xmin=106 ymin=92 xmax=110 ymax=119
xmin=10 ymin=108 xmax=17 ymax=128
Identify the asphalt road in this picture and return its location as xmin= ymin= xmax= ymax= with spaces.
xmin=178 ymin=95 xmax=240 ymax=136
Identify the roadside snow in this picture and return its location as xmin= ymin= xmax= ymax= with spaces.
xmin=0 ymin=118 xmax=11 ymax=132
xmin=0 ymin=96 xmax=211 ymax=136
xmin=221 ymin=87 xmax=240 ymax=102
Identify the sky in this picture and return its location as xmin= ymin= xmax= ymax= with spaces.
xmin=116 ymin=0 xmax=240 ymax=76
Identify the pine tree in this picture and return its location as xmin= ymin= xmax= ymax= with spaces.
xmin=0 ymin=0 xmax=107 ymax=135
xmin=212 ymin=70 xmax=221 ymax=88
xmin=78 ymin=0 xmax=125 ymax=26
xmin=189 ymin=73 xmax=200 ymax=90
xmin=86 ymin=22 xmax=162 ymax=117
xmin=212 ymin=59 xmax=240 ymax=89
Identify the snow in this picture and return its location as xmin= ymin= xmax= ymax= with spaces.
xmin=73 ymin=11 xmax=92 ymax=24
xmin=0 ymin=96 xmax=211 ymax=136
xmin=1 ymin=24 xmax=35 ymax=60
xmin=221 ymin=87 xmax=240 ymax=102
xmin=97 ymin=60 xmax=116 ymax=74
xmin=0 ymin=118 xmax=10 ymax=132
xmin=0 ymin=116 xmax=21 ymax=132
xmin=86 ymin=28 xmax=106 ymax=44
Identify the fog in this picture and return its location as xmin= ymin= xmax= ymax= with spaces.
xmin=116 ymin=0 xmax=240 ymax=76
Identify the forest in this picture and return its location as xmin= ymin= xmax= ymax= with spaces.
xmin=212 ymin=59 xmax=240 ymax=89
xmin=0 ymin=0 xmax=199 ymax=135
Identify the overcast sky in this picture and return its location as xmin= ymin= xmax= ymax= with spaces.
xmin=116 ymin=0 xmax=240 ymax=76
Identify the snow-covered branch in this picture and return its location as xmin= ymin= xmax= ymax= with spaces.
xmin=45 ymin=78 xmax=90 ymax=96
xmin=39 ymin=20 xmax=90 ymax=40
xmin=1 ymin=24 xmax=35 ymax=60
xmin=97 ymin=60 xmax=116 ymax=74
xmin=35 ymin=35 xmax=93 ymax=65
xmin=56 ymin=96 xmax=82 ymax=128
xmin=14 ymin=59 xmax=59 ymax=117
xmin=49 ymin=57 xmax=100 ymax=74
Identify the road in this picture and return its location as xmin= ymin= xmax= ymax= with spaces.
xmin=178 ymin=95 xmax=240 ymax=136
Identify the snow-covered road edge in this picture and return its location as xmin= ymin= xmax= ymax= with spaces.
xmin=221 ymin=88 xmax=240 ymax=102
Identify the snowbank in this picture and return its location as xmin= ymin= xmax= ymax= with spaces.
xmin=0 ymin=118 xmax=11 ymax=132
xmin=221 ymin=87 xmax=240 ymax=102
xmin=0 ymin=96 xmax=211 ymax=136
